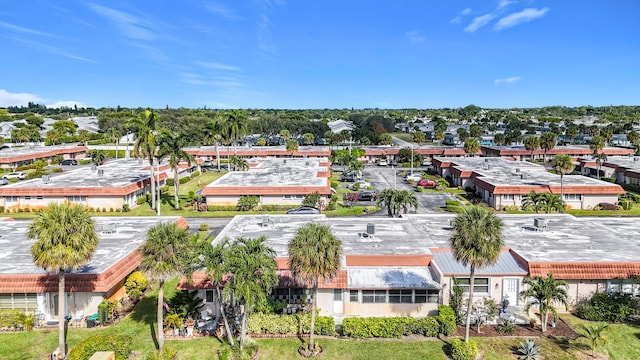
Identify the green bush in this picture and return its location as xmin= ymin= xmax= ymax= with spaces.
xmin=436 ymin=305 xmax=457 ymax=336
xmin=136 ymin=194 xmax=149 ymax=205
xmin=496 ymin=318 xmax=516 ymax=335
xmin=67 ymin=334 xmax=132 ymax=360
xmin=190 ymin=171 xmax=200 ymax=178
xmin=121 ymin=204 xmax=130 ymax=212
xmin=199 ymin=223 xmax=209 ymax=231
xmin=446 ymin=205 xmax=464 ymax=213
xmin=179 ymin=176 xmax=190 ymax=184
xmin=246 ymin=313 xmax=335 ymax=335
xmin=79 ymin=159 xmax=92 ymax=165
xmin=619 ymin=199 xmax=633 ymax=210
xmin=165 ymin=178 xmax=175 ymax=186
xmin=124 ymin=271 xmax=148 ymax=299
xmin=237 ymin=195 xmax=259 ymax=211
xmin=341 ymin=316 xmax=441 ymax=339
xmin=446 ymin=200 xmax=461 ymax=207
xmin=98 ymin=299 xmax=120 ymax=325
xmin=0 ymin=309 xmax=26 ymax=328
xmin=450 ymin=338 xmax=478 ymax=360
xmin=574 ymin=292 xmax=637 ymax=322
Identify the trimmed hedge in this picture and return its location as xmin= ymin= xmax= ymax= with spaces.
xmin=450 ymin=338 xmax=478 ymax=360
xmin=166 ymin=178 xmax=175 ymax=186
xmin=574 ymin=292 xmax=637 ymax=322
xmin=247 ymin=313 xmax=335 ymax=336
xmin=67 ymin=334 xmax=132 ymax=360
xmin=437 ymin=305 xmax=457 ymax=336
xmin=341 ymin=316 xmax=440 ymax=339
xmin=0 ymin=309 xmax=25 ymax=328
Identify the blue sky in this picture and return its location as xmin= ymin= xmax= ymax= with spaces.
xmin=0 ymin=0 xmax=638 ymax=109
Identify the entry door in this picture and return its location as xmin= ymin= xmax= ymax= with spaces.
xmin=332 ymin=289 xmax=344 ymax=315
xmin=502 ymin=278 xmax=519 ymax=306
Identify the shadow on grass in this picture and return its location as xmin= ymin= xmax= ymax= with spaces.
xmin=129 ymin=295 xmax=159 ymax=350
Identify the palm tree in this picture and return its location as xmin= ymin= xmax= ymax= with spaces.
xmin=197 ymin=239 xmax=234 ymax=346
xmin=524 ymin=136 xmax=540 ymax=161
xmin=131 ymin=109 xmax=158 ymax=210
xmin=90 ymin=150 xmax=107 ymax=166
xmin=593 ymin=152 xmax=607 ymax=180
xmin=224 ymin=110 xmax=248 ymax=152
xmin=590 ymin=136 xmax=605 ymax=155
xmin=397 ymin=189 xmax=418 ymax=214
xmin=449 ymin=205 xmax=504 ymax=342
xmin=157 ymin=130 xmax=194 ymax=209
xmin=551 ymin=154 xmax=575 ymax=200
xmin=224 ymin=237 xmax=277 ymax=350
xmin=138 ymin=223 xmax=196 ymax=355
xmin=463 ymin=138 xmax=480 ymax=157
xmin=280 ymin=129 xmax=291 ymax=142
xmin=286 ymin=139 xmax=299 ymax=153
xmin=520 ymin=273 xmax=568 ymax=332
xmin=376 ymin=188 xmax=400 ymax=217
xmin=289 ymin=223 xmax=342 ymax=353
xmin=205 ymin=118 xmax=224 ymax=171
xmin=578 ymin=323 xmax=609 ymax=357
xmin=540 ymin=132 xmax=557 ymax=162
xmin=521 ymin=190 xmax=544 ymax=213
xmin=493 ymin=133 xmax=506 ymax=146
xmin=105 ymin=127 xmax=122 ymax=159
xmin=539 ymin=192 xmax=565 ymax=213
xmin=29 ymin=202 xmax=98 ymax=359
xmin=303 ymin=133 xmax=315 ymax=146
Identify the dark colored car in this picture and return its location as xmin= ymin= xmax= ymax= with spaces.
xmin=202 ymin=161 xmax=216 ymax=170
xmin=417 ymin=179 xmax=437 ymax=188
xmin=340 ymin=173 xmax=356 ymax=182
xmin=355 ymin=190 xmax=377 ymax=201
xmin=61 ymin=159 xmax=78 ymax=166
xmin=286 ymin=206 xmax=321 ymax=214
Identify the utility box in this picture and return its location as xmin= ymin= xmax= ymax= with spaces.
xmin=367 ymin=223 xmax=375 ymax=235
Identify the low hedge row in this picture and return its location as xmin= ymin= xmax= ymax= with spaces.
xmin=0 ymin=309 xmax=25 ymax=328
xmin=247 ymin=313 xmax=335 ymax=336
xmin=67 ymin=334 xmax=132 ymax=360
xmin=341 ymin=305 xmax=456 ymax=339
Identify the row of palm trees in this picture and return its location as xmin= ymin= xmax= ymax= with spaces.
xmin=28 ymin=201 xmax=341 ymax=357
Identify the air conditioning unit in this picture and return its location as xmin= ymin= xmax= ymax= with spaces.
xmin=98 ymin=169 xmax=104 ymax=177
xmin=41 ymin=175 xmax=50 ymax=183
xmin=366 ymin=223 xmax=375 ymax=235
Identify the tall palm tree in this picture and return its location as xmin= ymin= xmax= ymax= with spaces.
xmin=449 ymin=205 xmax=504 ymax=342
xmin=224 ymin=237 xmax=277 ymax=350
xmin=376 ymin=188 xmax=400 ymax=217
xmin=29 ymin=202 xmax=98 ymax=359
xmin=397 ymin=189 xmax=418 ymax=214
xmin=539 ymin=192 xmax=565 ymax=213
xmin=551 ymin=154 xmax=575 ymax=200
xmin=105 ymin=127 xmax=122 ymax=160
xmin=593 ymin=152 xmax=607 ymax=180
xmin=524 ymin=136 xmax=540 ymax=161
xmin=205 ymin=118 xmax=225 ymax=171
xmin=463 ymin=138 xmax=480 ymax=157
xmin=521 ymin=273 xmax=568 ymax=332
xmin=138 ymin=223 xmax=196 ymax=355
xmin=578 ymin=323 xmax=609 ymax=357
xmin=521 ymin=190 xmax=544 ymax=213
xmin=224 ymin=110 xmax=248 ymax=152
xmin=540 ymin=132 xmax=557 ymax=162
xmin=286 ymin=139 xmax=299 ymax=153
xmin=131 ymin=109 xmax=158 ymax=210
xmin=590 ymin=136 xmax=605 ymax=154
xmin=289 ymin=223 xmax=342 ymax=353
xmin=280 ymin=129 xmax=291 ymax=142
xmin=157 ymin=130 xmax=194 ymax=209
xmin=493 ymin=133 xmax=505 ymax=146
xmin=197 ymin=239 xmax=234 ymax=345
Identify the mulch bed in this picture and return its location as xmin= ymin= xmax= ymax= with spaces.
xmin=453 ymin=318 xmax=578 ymax=338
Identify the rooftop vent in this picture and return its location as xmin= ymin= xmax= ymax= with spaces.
xmin=520 ymin=173 xmax=528 ymax=180
xmin=262 ymin=215 xmax=270 ymax=228
xmin=515 ymin=168 xmax=521 ymax=173
xmin=98 ymin=169 xmax=104 ymax=177
xmin=367 ymin=223 xmax=375 ymax=235
xmin=484 ymin=158 xmax=489 ymax=163
xmin=305 ymin=161 xmax=310 ymax=166
xmin=635 ymin=157 xmax=639 ymax=162
xmin=41 ymin=175 xmax=50 ymax=183
xmin=533 ymin=218 xmax=548 ymax=231
xmin=283 ymin=159 xmax=287 ymax=165
xmin=101 ymin=222 xmax=118 ymax=234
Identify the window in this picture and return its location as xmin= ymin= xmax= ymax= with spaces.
xmin=283 ymin=195 xmax=292 ymax=200
xmin=349 ymin=290 xmax=359 ymax=302
xmin=502 ymin=194 xmax=514 ymax=201
xmin=333 ymin=289 xmax=342 ymax=301
xmin=24 ymin=196 xmax=31 ymax=200
xmin=563 ymin=194 xmax=582 ymax=201
xmin=607 ymin=280 xmax=640 ymax=295
xmin=456 ymin=278 xmax=490 ymax=293
xmin=36 ymin=195 xmax=43 ymax=200
xmin=389 ymin=290 xmax=413 ymax=303
xmin=269 ymin=288 xmax=312 ymax=304
xmin=205 ymin=290 xmax=214 ymax=303
xmin=66 ymin=195 xmax=86 ymax=203
xmin=362 ymin=290 xmax=375 ymax=303
xmin=0 ymin=293 xmax=33 ymax=310
xmin=4 ymin=196 xmax=18 ymax=202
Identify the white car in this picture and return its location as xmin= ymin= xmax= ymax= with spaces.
xmin=405 ymin=173 xmax=422 ymax=182
xmin=2 ymin=172 xmax=26 ymax=180
xmin=349 ymin=180 xmax=371 ymax=190
xmin=378 ymin=159 xmax=388 ymax=166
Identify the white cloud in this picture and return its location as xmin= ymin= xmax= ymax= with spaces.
xmin=87 ymin=3 xmax=155 ymax=41
xmin=497 ymin=0 xmax=516 ymax=10
xmin=0 ymin=89 xmax=44 ymax=107
xmin=204 ymin=3 xmax=242 ymax=21
xmin=451 ymin=8 xmax=473 ymax=24
xmin=195 ymin=61 xmax=241 ymax=71
xmin=46 ymin=100 xmax=89 ymax=108
xmin=494 ymin=76 xmax=521 ymax=84
xmin=462 ymin=8 xmax=472 ymax=15
xmin=406 ymin=30 xmax=425 ymax=43
xmin=464 ymin=13 xmax=496 ymax=32
xmin=495 ymin=7 xmax=549 ymax=31
xmin=0 ymin=20 xmax=53 ymax=38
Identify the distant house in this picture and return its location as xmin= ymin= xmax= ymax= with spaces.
xmin=327 ymin=119 xmax=355 ymax=134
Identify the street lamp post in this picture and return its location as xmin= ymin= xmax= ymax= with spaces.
xmin=410 ymin=146 xmax=414 ymax=176
xmin=156 ymin=159 xmax=161 ymax=216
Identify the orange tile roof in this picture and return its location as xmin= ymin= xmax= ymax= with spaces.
xmin=346 ymin=254 xmax=432 ymax=266
xmin=528 ymin=262 xmax=640 ymax=279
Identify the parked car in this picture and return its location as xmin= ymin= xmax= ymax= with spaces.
xmin=61 ymin=159 xmax=78 ymax=166
xmin=417 ymin=179 xmax=437 ymax=188
xmin=286 ymin=206 xmax=321 ymax=214
xmin=340 ymin=173 xmax=357 ymax=182
xmin=378 ymin=159 xmax=388 ymax=166
xmin=349 ymin=180 xmax=371 ymax=190
xmin=2 ymin=172 xmax=26 ymax=180
xmin=355 ymin=190 xmax=377 ymax=201
xmin=0 ymin=178 xmax=8 ymax=186
xmin=201 ymin=161 xmax=216 ymax=170
xmin=405 ymin=173 xmax=422 ymax=182
xmin=422 ymin=158 xmax=431 ymax=166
